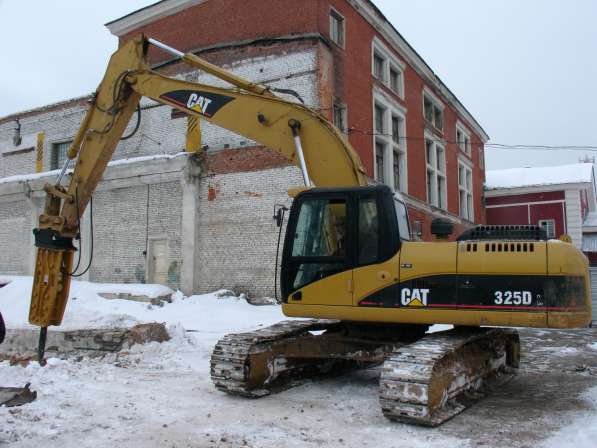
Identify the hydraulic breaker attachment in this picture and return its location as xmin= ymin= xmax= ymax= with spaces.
xmin=29 ymin=241 xmax=75 ymax=360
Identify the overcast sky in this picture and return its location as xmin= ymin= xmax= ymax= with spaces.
xmin=1 ymin=0 xmax=595 ymax=169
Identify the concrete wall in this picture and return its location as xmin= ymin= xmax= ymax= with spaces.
xmin=90 ymin=181 xmax=183 ymax=288
xmin=0 ymin=197 xmax=32 ymax=275
xmin=195 ymin=164 xmax=302 ymax=297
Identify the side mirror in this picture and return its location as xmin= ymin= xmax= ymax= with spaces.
xmin=273 ymin=205 xmax=288 ymax=228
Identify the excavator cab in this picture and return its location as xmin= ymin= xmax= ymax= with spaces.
xmin=281 ymin=185 xmax=405 ymax=302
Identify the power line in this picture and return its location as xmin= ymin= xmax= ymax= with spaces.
xmin=346 ymin=127 xmax=597 ymax=151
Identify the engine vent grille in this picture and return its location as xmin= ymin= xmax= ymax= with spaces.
xmin=458 ymin=225 xmax=547 ymax=242
xmin=484 ymin=242 xmax=535 ymax=253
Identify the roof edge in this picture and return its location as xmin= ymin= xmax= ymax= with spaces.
xmin=105 ymin=0 xmax=207 ymax=36
xmin=0 ymin=95 xmax=92 ymax=125
xmin=352 ymin=0 xmax=489 ymax=142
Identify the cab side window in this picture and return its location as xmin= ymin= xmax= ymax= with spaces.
xmin=358 ymin=197 xmax=379 ymax=265
xmin=288 ymin=198 xmax=348 ymax=291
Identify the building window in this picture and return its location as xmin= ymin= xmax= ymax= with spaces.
xmin=539 ymin=219 xmax=556 ymax=239
xmin=330 ymin=9 xmax=345 ymax=47
xmin=459 ymin=162 xmax=474 ymax=221
xmin=374 ymin=104 xmax=385 ymax=134
xmin=372 ymin=38 xmax=405 ymax=98
xmin=375 ymin=141 xmax=386 ymax=184
xmin=423 ymin=90 xmax=444 ymax=132
xmin=456 ymin=123 xmax=471 ymax=156
xmin=51 ymin=140 xmax=72 ymax=170
xmin=478 ymin=146 xmax=484 ymax=169
xmin=333 ymin=99 xmax=347 ymax=133
xmin=373 ymin=52 xmax=385 ymax=81
xmin=425 ymin=137 xmax=447 ymax=209
xmin=389 ymin=67 xmax=401 ymax=95
xmin=374 ymin=95 xmax=407 ymax=192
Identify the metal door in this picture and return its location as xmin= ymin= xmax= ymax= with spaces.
xmin=148 ymin=239 xmax=168 ymax=285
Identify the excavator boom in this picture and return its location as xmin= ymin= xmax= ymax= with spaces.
xmin=28 ymin=34 xmax=368 ymax=348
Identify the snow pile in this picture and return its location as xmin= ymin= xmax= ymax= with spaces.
xmin=485 ymin=163 xmax=594 ymax=190
xmin=0 ymin=275 xmax=285 ymax=332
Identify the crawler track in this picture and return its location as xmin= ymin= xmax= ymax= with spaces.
xmin=211 ymin=322 xmax=520 ymax=426
xmin=210 ymin=320 xmax=348 ymax=397
xmin=210 ymin=319 xmax=416 ymax=397
xmin=379 ymin=327 xmax=520 ymax=426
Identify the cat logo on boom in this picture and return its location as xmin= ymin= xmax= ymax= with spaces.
xmin=186 ymin=93 xmax=212 ymax=115
xmin=401 ymin=288 xmax=430 ymax=307
xmin=159 ymin=90 xmax=235 ymax=118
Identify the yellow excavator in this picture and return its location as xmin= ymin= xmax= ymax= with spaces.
xmin=27 ymin=35 xmax=591 ymax=426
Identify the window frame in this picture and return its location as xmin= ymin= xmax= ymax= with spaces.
xmin=329 ymin=7 xmax=345 ymax=48
xmin=456 ymin=121 xmax=472 ymax=156
xmin=372 ymin=90 xmax=408 ymax=193
xmin=425 ymin=132 xmax=447 ymax=210
xmin=422 ymin=87 xmax=444 ymax=133
xmin=539 ymin=219 xmax=556 ymax=239
xmin=332 ymin=98 xmax=348 ymax=134
xmin=371 ymin=37 xmax=405 ymax=99
xmin=458 ymin=159 xmax=474 ymax=222
xmin=50 ymin=140 xmax=73 ymax=171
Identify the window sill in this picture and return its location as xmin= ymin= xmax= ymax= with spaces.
xmin=424 ymin=121 xmax=443 ymax=137
xmin=373 ymin=79 xmax=405 ymax=102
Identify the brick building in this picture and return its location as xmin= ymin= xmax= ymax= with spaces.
xmin=0 ymin=0 xmax=488 ymax=297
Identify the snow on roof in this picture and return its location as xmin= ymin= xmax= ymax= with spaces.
xmin=0 ymin=152 xmax=187 ymax=185
xmin=485 ymin=163 xmax=594 ymax=190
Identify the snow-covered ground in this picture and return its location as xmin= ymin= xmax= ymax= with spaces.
xmin=1 ymin=276 xmax=596 ymax=447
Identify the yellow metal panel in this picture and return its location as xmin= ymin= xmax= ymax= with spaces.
xmin=352 ymin=253 xmax=400 ymax=305
xmin=547 ymin=241 xmax=588 ymax=275
xmin=547 ymin=240 xmax=592 ymax=327
xmin=398 ymin=242 xmax=456 ymax=281
xmin=289 ymin=270 xmax=353 ymax=306
xmin=35 ymin=132 xmax=44 ymax=173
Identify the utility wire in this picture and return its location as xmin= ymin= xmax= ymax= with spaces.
xmin=346 ymin=127 xmax=597 ymax=151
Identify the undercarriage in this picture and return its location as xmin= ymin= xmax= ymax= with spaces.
xmin=210 ymin=320 xmax=520 ymax=426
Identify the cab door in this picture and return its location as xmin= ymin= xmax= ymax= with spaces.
xmin=352 ymin=194 xmax=401 ymax=305
xmin=282 ymin=194 xmax=354 ymax=306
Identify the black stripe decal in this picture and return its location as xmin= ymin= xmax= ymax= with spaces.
xmin=358 ymin=274 xmax=586 ymax=312
xmin=160 ymin=90 xmax=235 ymax=118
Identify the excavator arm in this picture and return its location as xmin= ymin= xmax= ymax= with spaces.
xmin=28 ymin=34 xmax=367 ymax=358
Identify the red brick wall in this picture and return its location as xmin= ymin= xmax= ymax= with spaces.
xmin=119 ymin=0 xmax=320 ymax=64
xmin=119 ymin=0 xmax=487 ymax=232
xmin=203 ymin=146 xmax=291 ymax=175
